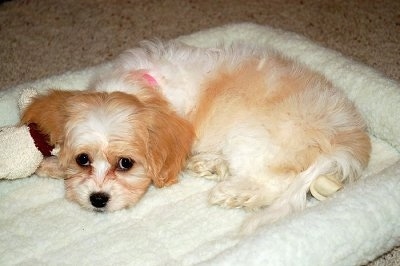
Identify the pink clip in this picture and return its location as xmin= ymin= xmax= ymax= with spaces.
xmin=142 ymin=73 xmax=158 ymax=86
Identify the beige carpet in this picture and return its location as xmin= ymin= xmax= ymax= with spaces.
xmin=0 ymin=1 xmax=399 ymax=265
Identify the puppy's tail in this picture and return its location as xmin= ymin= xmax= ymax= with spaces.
xmin=240 ymin=145 xmax=369 ymax=235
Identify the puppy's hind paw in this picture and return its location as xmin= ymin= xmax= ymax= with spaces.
xmin=208 ymin=181 xmax=265 ymax=210
xmin=185 ymin=153 xmax=229 ymax=181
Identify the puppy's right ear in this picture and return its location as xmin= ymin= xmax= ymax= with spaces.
xmin=21 ymin=90 xmax=78 ymax=145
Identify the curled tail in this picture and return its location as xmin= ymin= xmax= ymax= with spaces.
xmin=241 ymin=135 xmax=371 ymax=235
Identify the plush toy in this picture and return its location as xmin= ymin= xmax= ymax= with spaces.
xmin=0 ymin=89 xmax=54 ymax=180
xmin=0 ymin=88 xmax=343 ymax=200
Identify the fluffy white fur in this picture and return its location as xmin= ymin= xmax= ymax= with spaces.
xmin=22 ymin=39 xmax=370 ymax=233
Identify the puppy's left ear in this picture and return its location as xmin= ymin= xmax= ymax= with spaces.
xmin=142 ymin=97 xmax=195 ymax=188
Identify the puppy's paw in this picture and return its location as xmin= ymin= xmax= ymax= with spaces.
xmin=209 ymin=181 xmax=265 ymax=210
xmin=36 ymin=156 xmax=66 ymax=179
xmin=185 ymin=153 xmax=229 ymax=181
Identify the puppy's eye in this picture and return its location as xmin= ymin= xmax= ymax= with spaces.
xmin=76 ymin=153 xmax=90 ymax=167
xmin=117 ymin=157 xmax=134 ymax=171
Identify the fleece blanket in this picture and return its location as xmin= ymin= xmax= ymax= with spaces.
xmin=1 ymin=23 xmax=399 ymax=265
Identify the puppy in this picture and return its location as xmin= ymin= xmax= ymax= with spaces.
xmin=22 ymin=41 xmax=370 ymax=231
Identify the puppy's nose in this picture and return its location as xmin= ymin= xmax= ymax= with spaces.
xmin=89 ymin=192 xmax=110 ymax=208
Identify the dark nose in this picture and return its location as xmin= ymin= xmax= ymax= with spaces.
xmin=89 ymin=192 xmax=110 ymax=208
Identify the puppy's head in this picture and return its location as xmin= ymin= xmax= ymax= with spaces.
xmin=22 ymin=89 xmax=194 ymax=211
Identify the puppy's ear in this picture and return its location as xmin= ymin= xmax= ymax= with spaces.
xmin=21 ymin=90 xmax=79 ymax=145
xmin=141 ymin=93 xmax=195 ymax=188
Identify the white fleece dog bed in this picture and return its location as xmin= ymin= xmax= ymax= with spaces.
xmin=1 ymin=23 xmax=399 ymax=265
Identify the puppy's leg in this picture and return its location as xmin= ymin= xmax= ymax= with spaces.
xmin=185 ymin=152 xmax=230 ymax=181
xmin=208 ymin=173 xmax=292 ymax=210
xmin=209 ymin=178 xmax=273 ymax=210
xmin=240 ymin=150 xmax=364 ymax=235
xmin=35 ymin=156 xmax=66 ymax=179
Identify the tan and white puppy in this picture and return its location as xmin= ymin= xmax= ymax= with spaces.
xmin=22 ymin=41 xmax=370 ymax=230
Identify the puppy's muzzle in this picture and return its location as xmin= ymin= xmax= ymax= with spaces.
xmin=90 ymin=192 xmax=110 ymax=209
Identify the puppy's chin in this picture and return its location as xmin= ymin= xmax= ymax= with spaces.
xmin=64 ymin=169 xmax=152 ymax=212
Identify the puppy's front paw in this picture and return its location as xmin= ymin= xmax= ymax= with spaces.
xmin=36 ymin=156 xmax=66 ymax=179
xmin=185 ymin=153 xmax=229 ymax=181
xmin=209 ymin=181 xmax=264 ymax=210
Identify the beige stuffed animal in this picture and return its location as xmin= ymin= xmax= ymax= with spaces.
xmin=0 ymin=89 xmax=54 ymax=179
